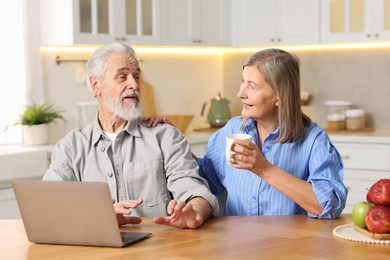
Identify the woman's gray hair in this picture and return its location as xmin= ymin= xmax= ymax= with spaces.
xmin=86 ymin=42 xmax=137 ymax=95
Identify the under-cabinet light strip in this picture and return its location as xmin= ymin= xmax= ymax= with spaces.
xmin=41 ymin=42 xmax=390 ymax=56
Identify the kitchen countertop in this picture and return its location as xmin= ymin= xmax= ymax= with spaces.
xmin=1 ymin=128 xmax=390 ymax=154
xmin=186 ymin=128 xmax=390 ymax=144
xmin=328 ymin=128 xmax=390 ymax=143
xmin=184 ymin=130 xmax=215 ymax=144
xmin=3 ymin=215 xmax=389 ymax=258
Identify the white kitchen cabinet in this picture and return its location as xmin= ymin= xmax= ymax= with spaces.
xmin=231 ymin=0 xmax=320 ymax=46
xmin=330 ymin=134 xmax=390 ymax=214
xmin=186 ymin=131 xmax=212 ymax=157
xmin=161 ymin=0 xmax=231 ymax=46
xmin=0 ymin=146 xmax=51 ymax=219
xmin=321 ymin=0 xmax=390 ymax=43
xmin=0 ymin=188 xmax=21 ymax=219
xmin=189 ymin=142 xmax=208 ymax=158
xmin=40 ymin=0 xmax=161 ymax=45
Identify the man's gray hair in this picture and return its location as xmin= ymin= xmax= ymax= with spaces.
xmin=86 ymin=42 xmax=137 ymax=95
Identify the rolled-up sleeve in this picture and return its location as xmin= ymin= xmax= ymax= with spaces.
xmin=308 ymin=135 xmax=348 ymax=219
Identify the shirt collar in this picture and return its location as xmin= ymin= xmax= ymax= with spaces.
xmin=124 ymin=118 xmax=142 ymax=137
xmin=91 ymin=114 xmax=142 ymax=146
xmin=242 ymin=118 xmax=280 ymax=143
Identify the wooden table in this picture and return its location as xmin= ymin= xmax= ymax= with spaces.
xmin=1 ymin=215 xmax=389 ymax=259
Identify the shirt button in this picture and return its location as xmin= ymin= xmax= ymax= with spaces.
xmin=108 ymin=172 xmax=113 ymax=177
xmin=252 ymin=196 xmax=257 ymax=200
xmin=101 ymin=147 xmax=105 ymax=152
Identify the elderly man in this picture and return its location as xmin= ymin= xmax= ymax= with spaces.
xmin=42 ymin=42 xmax=218 ymax=229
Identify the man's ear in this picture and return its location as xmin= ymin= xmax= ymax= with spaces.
xmin=90 ymin=76 xmax=100 ymax=97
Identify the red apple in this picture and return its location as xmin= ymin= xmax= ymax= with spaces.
xmin=365 ymin=205 xmax=390 ymax=234
xmin=366 ymin=179 xmax=390 ymax=206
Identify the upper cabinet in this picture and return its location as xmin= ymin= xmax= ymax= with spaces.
xmin=161 ymin=0 xmax=231 ymax=46
xmin=321 ymin=0 xmax=390 ymax=43
xmin=231 ymin=0 xmax=320 ymax=46
xmin=40 ymin=0 xmax=161 ymax=45
xmin=41 ymin=0 xmax=390 ymax=47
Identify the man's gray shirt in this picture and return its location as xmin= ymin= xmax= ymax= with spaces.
xmin=42 ymin=118 xmax=218 ymax=217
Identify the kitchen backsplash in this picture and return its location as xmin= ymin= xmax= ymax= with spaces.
xmin=223 ymin=47 xmax=390 ymax=131
xmin=41 ymin=47 xmax=390 ymax=143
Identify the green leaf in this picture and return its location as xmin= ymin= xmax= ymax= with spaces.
xmin=17 ymin=102 xmax=66 ymax=126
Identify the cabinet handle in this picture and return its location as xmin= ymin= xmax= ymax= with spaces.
xmin=374 ymin=33 xmax=379 ymax=37
xmin=341 ymin=155 xmax=350 ymax=160
xmin=367 ymin=34 xmax=372 ymax=38
xmin=277 ymin=38 xmax=281 ymax=42
xmin=115 ymin=37 xmax=127 ymax=41
xmin=192 ymin=39 xmax=202 ymax=44
xmin=270 ymin=38 xmax=275 ymax=42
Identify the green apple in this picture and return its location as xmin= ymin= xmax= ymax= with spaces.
xmin=352 ymin=201 xmax=374 ymax=228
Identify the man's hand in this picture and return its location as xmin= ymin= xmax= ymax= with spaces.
xmin=114 ymin=199 xmax=143 ymax=226
xmin=153 ymin=198 xmax=211 ymax=229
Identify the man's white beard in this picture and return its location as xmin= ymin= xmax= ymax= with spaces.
xmin=103 ymin=90 xmax=143 ymax=121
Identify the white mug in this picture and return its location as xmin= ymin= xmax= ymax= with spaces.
xmin=226 ymin=134 xmax=252 ymax=164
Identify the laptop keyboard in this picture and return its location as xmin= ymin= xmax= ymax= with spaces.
xmin=120 ymin=232 xmax=151 ymax=245
xmin=121 ymin=232 xmax=138 ymax=243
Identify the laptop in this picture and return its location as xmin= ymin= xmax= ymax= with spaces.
xmin=12 ymin=180 xmax=152 ymax=247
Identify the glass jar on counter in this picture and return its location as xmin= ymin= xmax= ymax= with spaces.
xmin=327 ymin=112 xmax=346 ymax=130
xmin=345 ymin=109 xmax=365 ymax=130
xmin=325 ymin=100 xmax=351 ymax=131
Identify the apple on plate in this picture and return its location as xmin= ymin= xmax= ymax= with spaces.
xmin=352 ymin=201 xmax=374 ymax=228
xmin=366 ymin=178 xmax=390 ymax=206
xmin=365 ymin=205 xmax=390 ymax=234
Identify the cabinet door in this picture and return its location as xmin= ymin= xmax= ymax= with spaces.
xmin=161 ymin=0 xmax=230 ymax=46
xmin=232 ymin=0 xmax=319 ymax=46
xmin=118 ymin=0 xmax=161 ymax=45
xmin=277 ymin=0 xmax=320 ymax=44
xmin=332 ymin=141 xmax=390 ymax=213
xmin=161 ymin=0 xmax=189 ymax=45
xmin=232 ymin=0 xmax=277 ymax=46
xmin=77 ymin=0 xmax=161 ymax=45
xmin=342 ymin=169 xmax=390 ymax=214
xmin=321 ymin=0 xmax=380 ymax=43
xmin=74 ymin=0 xmax=116 ymax=44
xmin=40 ymin=0 xmax=118 ymax=45
xmin=335 ymin=142 xmax=390 ymax=171
xmin=40 ymin=0 xmax=161 ymax=45
xmin=192 ymin=0 xmax=230 ymax=46
xmin=190 ymin=143 xmax=208 ymax=158
xmin=373 ymin=0 xmax=390 ymax=39
xmin=0 ymin=188 xmax=20 ymax=219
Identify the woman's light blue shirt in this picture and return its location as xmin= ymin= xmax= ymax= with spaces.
xmin=198 ymin=116 xmax=348 ymax=219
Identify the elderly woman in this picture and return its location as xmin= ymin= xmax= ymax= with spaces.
xmin=198 ymin=49 xmax=347 ymax=219
xmin=150 ymin=49 xmax=347 ymax=219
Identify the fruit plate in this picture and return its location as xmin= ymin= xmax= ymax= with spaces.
xmin=333 ymin=223 xmax=390 ymax=244
xmin=353 ymin=224 xmax=390 ymax=240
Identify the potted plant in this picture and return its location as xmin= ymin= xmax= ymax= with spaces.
xmin=16 ymin=102 xmax=66 ymax=146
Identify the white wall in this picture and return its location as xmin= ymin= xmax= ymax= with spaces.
xmin=223 ymin=47 xmax=390 ymax=129
xmin=42 ymin=47 xmax=390 ymax=143
xmin=41 ymin=50 xmax=224 ymax=142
